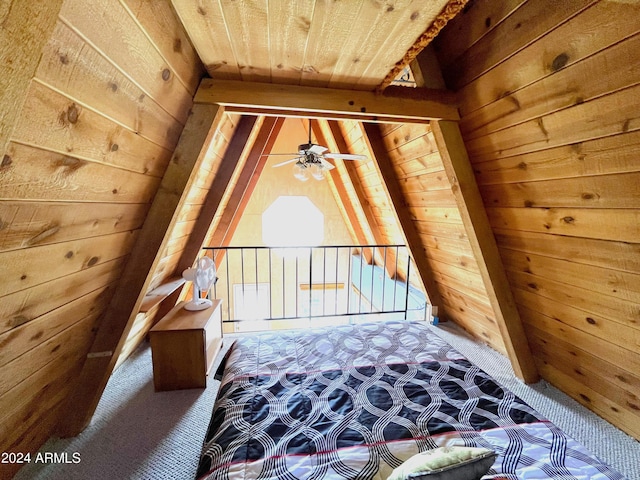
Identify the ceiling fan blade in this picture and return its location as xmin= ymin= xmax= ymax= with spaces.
xmin=261 ymin=153 xmax=301 ymax=157
xmin=319 ymin=158 xmax=335 ymax=170
xmin=308 ymin=144 xmax=328 ymax=155
xmin=272 ymin=157 xmax=302 ymax=168
xmin=324 ymin=153 xmax=367 ymax=160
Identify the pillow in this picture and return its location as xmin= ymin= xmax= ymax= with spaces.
xmin=387 ymin=446 xmax=497 ymax=480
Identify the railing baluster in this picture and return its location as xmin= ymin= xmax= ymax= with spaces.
xmin=334 ymin=247 xmax=339 ymax=316
xmin=295 ymin=252 xmax=299 ymax=318
xmin=370 ymin=248 xmax=376 ymax=314
xmin=254 ymin=247 xmax=259 ymax=318
xmin=393 ymin=246 xmax=399 ymax=312
xmin=381 ymin=248 xmax=387 ymax=313
xmin=201 ymin=244 xmax=420 ymax=328
xmin=268 ymin=248 xmax=273 ymax=320
xmin=346 ymin=247 xmax=352 ymax=315
xmin=240 ymin=249 xmax=245 ymax=319
xmin=322 ymin=247 xmax=326 ymax=317
xmin=282 ymin=252 xmax=286 ymax=319
xmin=211 ymin=249 xmax=217 ymax=300
xmin=225 ymin=249 xmax=231 ymax=323
xmin=405 ymin=254 xmax=411 ymax=320
xmin=358 ymin=247 xmax=364 ymax=314
xmin=308 ymin=247 xmax=313 ymax=319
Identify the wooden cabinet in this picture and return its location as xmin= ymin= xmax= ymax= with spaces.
xmin=149 ymin=299 xmax=223 ymax=391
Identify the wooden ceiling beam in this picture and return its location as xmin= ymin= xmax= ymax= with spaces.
xmin=431 ymin=120 xmax=539 ymax=383
xmin=209 ymin=116 xmax=285 ymax=265
xmin=195 ymin=79 xmax=459 ymax=123
xmin=220 ymin=108 xmax=428 ymax=125
xmin=360 ymin=122 xmax=444 ymax=309
xmin=56 ymin=104 xmax=226 ymax=437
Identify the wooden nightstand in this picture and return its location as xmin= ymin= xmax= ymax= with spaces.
xmin=149 ymin=299 xmax=223 ymax=391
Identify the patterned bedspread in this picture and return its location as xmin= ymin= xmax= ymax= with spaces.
xmin=196 ymin=321 xmax=624 ymax=480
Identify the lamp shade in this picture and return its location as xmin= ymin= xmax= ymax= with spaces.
xmin=293 ymin=162 xmax=309 ymax=181
xmin=310 ymin=163 xmax=324 ymax=180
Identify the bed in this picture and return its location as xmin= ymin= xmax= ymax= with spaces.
xmin=196 ymin=320 xmax=625 ymax=480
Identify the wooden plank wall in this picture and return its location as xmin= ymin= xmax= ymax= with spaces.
xmin=0 ymin=0 xmax=201 ymax=472
xmin=434 ymin=0 xmax=640 ymax=438
xmin=338 ymin=121 xmax=413 ymax=280
xmin=337 ymin=120 xmax=506 ymax=354
xmin=117 ymin=113 xmax=242 ymax=365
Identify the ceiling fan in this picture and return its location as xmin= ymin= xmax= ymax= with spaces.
xmin=265 ymin=119 xmax=367 ymax=181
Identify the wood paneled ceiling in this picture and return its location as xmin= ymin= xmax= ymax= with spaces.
xmin=171 ymin=0 xmax=451 ymax=89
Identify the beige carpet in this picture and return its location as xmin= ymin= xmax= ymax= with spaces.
xmin=14 ymin=322 xmax=639 ymax=480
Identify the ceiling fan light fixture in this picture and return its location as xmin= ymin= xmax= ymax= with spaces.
xmin=293 ymin=162 xmax=310 ymax=181
xmin=270 ymin=119 xmax=366 ymax=181
xmin=310 ymin=162 xmax=324 ymax=180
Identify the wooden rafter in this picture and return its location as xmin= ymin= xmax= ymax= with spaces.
xmin=149 ymin=115 xmax=261 ymax=321
xmin=360 ymin=122 xmax=444 ymax=309
xmin=323 ymin=120 xmax=402 ymax=278
xmin=432 ymin=120 xmax=539 ymax=383
xmin=56 ymin=104 xmax=226 ymax=437
xmin=195 ymin=79 xmax=459 ymax=123
xmin=413 ymin=46 xmax=538 ymax=383
xmin=175 ymin=115 xmax=260 ymax=273
xmin=320 ymin=163 xmax=368 ymax=255
xmin=208 ymin=116 xmax=285 ymax=265
xmin=311 ymin=120 xmax=374 ymax=265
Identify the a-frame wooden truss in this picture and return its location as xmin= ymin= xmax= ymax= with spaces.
xmin=59 ymin=80 xmax=538 ymax=437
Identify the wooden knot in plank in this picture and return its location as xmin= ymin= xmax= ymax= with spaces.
xmin=67 ymin=104 xmax=79 ymax=123
xmin=551 ymin=53 xmax=569 ymax=72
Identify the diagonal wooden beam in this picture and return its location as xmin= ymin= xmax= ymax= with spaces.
xmin=209 ymin=116 xmax=285 ymax=265
xmin=432 ymin=120 xmax=539 ymax=383
xmin=326 ymin=121 xmax=403 ymax=278
xmin=360 ymin=122 xmax=444 ymax=309
xmin=56 ymin=104 xmax=226 ymax=437
xmin=195 ymin=79 xmax=459 ymax=122
xmin=176 ymin=115 xmax=260 ymax=273
xmin=320 ymin=160 xmax=366 ymax=248
xmin=414 ymin=45 xmax=538 ymax=383
xmin=312 ymin=120 xmax=374 ymax=264
xmin=153 ymin=115 xmax=261 ymax=319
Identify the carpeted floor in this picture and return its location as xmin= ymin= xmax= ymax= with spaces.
xmin=14 ymin=321 xmax=639 ymax=480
